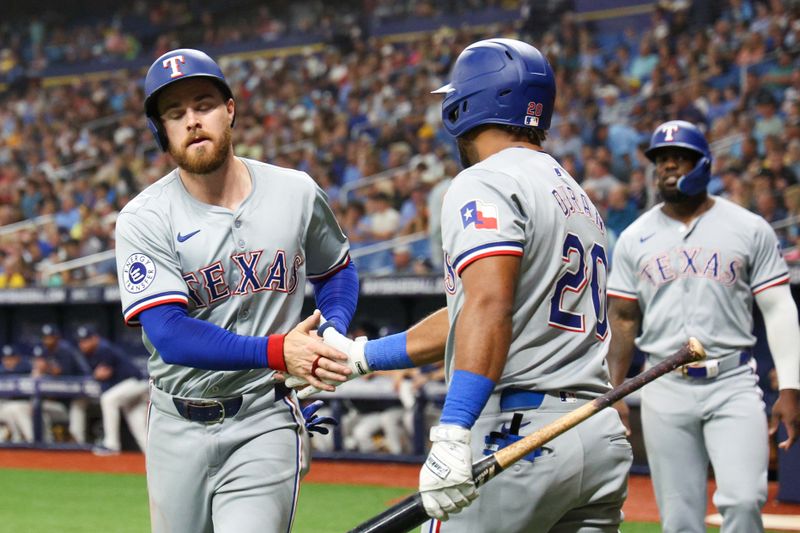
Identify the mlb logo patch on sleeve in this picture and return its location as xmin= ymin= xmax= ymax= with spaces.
xmin=460 ymin=200 xmax=498 ymax=230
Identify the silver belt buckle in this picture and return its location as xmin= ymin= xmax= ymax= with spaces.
xmin=189 ymin=399 xmax=226 ymax=424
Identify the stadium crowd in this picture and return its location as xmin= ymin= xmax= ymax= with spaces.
xmin=0 ymin=0 xmax=799 ymax=288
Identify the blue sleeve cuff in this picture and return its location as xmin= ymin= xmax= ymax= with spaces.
xmin=440 ymin=370 xmax=495 ymax=429
xmin=364 ymin=332 xmax=413 ymax=370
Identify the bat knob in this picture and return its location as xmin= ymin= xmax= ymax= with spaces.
xmin=687 ymin=337 xmax=706 ymax=361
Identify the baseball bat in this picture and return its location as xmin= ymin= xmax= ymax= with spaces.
xmin=348 ymin=337 xmax=706 ymax=533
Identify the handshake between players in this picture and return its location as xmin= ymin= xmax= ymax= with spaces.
xmin=281 ymin=311 xmax=373 ymax=398
xmin=279 ymin=310 xmax=366 ymax=392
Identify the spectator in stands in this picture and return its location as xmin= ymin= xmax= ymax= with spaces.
xmin=398 ymin=184 xmax=429 ymax=236
xmin=0 ymin=344 xmax=33 ymax=442
xmin=387 ymin=244 xmax=430 ymax=276
xmin=409 ymin=138 xmax=444 ymax=185
xmin=54 ymin=195 xmax=81 ymax=235
xmin=762 ymin=49 xmax=795 ymax=93
xmin=606 ymin=184 xmax=640 ymax=240
xmin=581 ymin=158 xmax=621 ymax=203
xmin=552 ymin=121 xmax=583 ymax=164
xmin=338 ymin=200 xmax=368 ymax=243
xmin=362 ymin=192 xmax=401 ymax=241
xmin=754 ymin=190 xmax=789 ymax=246
xmin=0 ymin=252 xmax=26 ymax=289
xmin=754 ymin=92 xmax=785 ymax=153
xmin=74 ymin=325 xmax=148 ymax=455
xmin=597 ymin=85 xmax=626 ymax=126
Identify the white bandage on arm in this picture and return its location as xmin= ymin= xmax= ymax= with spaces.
xmin=755 ymin=284 xmax=800 ymax=390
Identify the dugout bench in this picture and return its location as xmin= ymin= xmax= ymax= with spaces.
xmin=0 ymin=375 xmax=102 ymax=449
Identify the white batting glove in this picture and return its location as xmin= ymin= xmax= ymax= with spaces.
xmin=419 ymin=424 xmax=478 ymax=521
xmin=284 ymin=328 xmax=372 ymax=399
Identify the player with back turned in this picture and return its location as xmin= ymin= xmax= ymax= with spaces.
xmin=114 ymin=48 xmax=357 ymax=533
xmin=607 ymin=120 xmax=800 ymax=533
xmin=291 ymin=38 xmax=633 ymax=532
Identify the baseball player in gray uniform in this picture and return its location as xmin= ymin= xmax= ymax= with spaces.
xmin=607 ymin=120 xmax=800 ymax=533
xmin=114 ymin=48 xmax=358 ymax=533
xmin=291 ymin=38 xmax=633 ymax=533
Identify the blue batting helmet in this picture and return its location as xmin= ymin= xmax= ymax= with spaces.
xmin=645 ymin=120 xmax=712 ymax=196
xmin=432 ymin=38 xmax=556 ymax=138
xmin=144 ymin=48 xmax=234 ymax=151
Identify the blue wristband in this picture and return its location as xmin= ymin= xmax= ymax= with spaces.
xmin=440 ymin=369 xmax=495 ymax=429
xmin=364 ymin=332 xmax=413 ymax=370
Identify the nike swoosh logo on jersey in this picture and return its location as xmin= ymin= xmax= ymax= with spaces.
xmin=639 ymin=233 xmax=656 ymax=243
xmin=177 ymin=230 xmax=201 ymax=242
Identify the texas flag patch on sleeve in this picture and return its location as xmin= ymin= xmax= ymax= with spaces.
xmin=460 ymin=199 xmax=498 ymax=230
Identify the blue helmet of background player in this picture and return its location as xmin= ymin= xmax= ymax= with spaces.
xmin=645 ymin=120 xmax=712 ymax=196
xmin=144 ymin=48 xmax=234 ymax=151
xmin=432 ymin=38 xmax=556 ymax=138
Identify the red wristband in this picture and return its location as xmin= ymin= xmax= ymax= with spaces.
xmin=266 ymin=334 xmax=287 ymax=372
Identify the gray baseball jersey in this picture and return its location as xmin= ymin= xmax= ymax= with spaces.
xmin=441 ymin=147 xmax=612 ymax=395
xmin=433 ymin=147 xmax=631 ymax=532
xmin=116 ymin=157 xmax=349 ymax=397
xmin=115 ymin=157 xmax=349 ymax=533
xmin=608 ymin=196 xmax=786 ymax=533
xmin=607 ymin=195 xmax=789 ymax=359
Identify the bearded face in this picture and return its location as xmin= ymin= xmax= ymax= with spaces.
xmin=168 ymin=123 xmax=232 ymax=175
xmin=653 ymin=147 xmax=700 ymax=204
xmin=156 ymin=78 xmax=235 ymax=175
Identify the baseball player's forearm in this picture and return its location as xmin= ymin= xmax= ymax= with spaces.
xmin=607 ymin=297 xmax=642 ymax=387
xmin=405 ymin=307 xmax=449 ymax=366
xmin=755 ymin=284 xmax=800 ymax=390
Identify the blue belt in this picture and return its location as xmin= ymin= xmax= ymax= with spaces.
xmin=500 ymin=389 xmax=545 ymax=412
xmin=679 ymin=351 xmax=751 ymax=379
xmin=500 ymin=388 xmax=580 ymax=412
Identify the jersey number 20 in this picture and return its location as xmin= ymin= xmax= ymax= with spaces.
xmin=548 ymin=232 xmax=608 ymax=340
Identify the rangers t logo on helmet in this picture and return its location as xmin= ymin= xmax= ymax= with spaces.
xmin=162 ymin=55 xmax=187 ymax=78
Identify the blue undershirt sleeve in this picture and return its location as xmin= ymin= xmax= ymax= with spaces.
xmin=311 ymin=261 xmax=359 ymax=335
xmin=139 ymin=303 xmax=269 ymax=370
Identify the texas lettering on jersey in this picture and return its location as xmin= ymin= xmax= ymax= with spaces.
xmin=639 ymin=247 xmax=740 ymax=287
xmin=181 ymin=249 xmax=304 ymax=308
